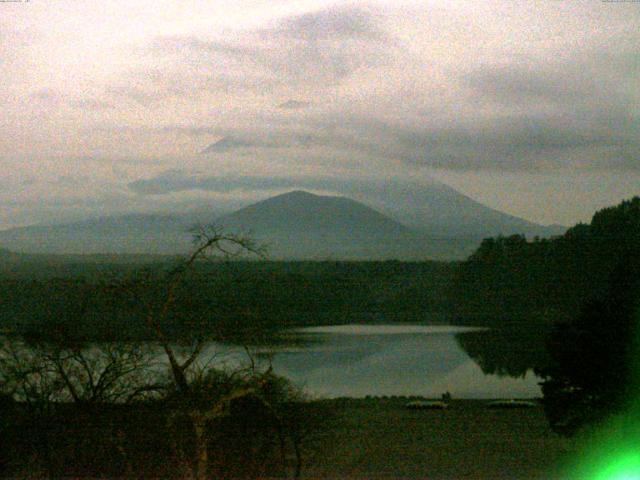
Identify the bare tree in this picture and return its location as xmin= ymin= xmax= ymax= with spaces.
xmin=0 ymin=337 xmax=163 ymax=478
xmin=123 ymin=224 xmax=278 ymax=480
xmin=0 ymin=338 xmax=162 ymax=406
xmin=133 ymin=225 xmax=264 ymax=392
xmin=0 ymin=225 xmax=319 ymax=479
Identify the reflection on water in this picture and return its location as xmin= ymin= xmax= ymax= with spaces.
xmin=2 ymin=325 xmax=545 ymax=400
xmin=295 ymin=324 xmax=487 ymax=336
xmin=264 ymin=324 xmax=542 ymax=399
xmin=455 ymin=326 xmax=551 ymax=378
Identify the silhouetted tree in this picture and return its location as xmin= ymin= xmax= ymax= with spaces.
xmin=452 ymin=196 xmax=640 ymax=381
xmin=537 ymin=257 xmax=640 ymax=435
xmin=116 ymin=225 xmax=270 ymax=479
xmin=115 ymin=225 xmax=325 ymax=479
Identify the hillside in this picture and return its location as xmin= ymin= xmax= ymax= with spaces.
xmin=453 ymin=196 xmax=640 ymax=325
xmin=0 ymin=185 xmax=564 ymax=259
xmin=215 ymin=190 xmax=437 ymax=259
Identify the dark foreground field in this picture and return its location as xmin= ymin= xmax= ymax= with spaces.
xmin=306 ymin=398 xmax=577 ymax=480
xmin=0 ymin=396 xmax=581 ymax=479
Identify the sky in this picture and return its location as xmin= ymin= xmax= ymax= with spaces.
xmin=1 ymin=0 xmax=639 ymax=229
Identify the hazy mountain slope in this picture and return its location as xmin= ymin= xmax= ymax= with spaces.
xmin=0 ymin=212 xmax=223 ymax=255
xmin=353 ymin=179 xmax=566 ymax=238
xmin=0 ymin=190 xmax=467 ymax=260
xmin=0 ymin=183 xmax=565 ymax=259
xmin=212 ymin=190 xmax=449 ymax=259
xmin=218 ymin=190 xmax=412 ymax=239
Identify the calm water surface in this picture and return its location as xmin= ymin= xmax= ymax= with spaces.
xmin=2 ymin=325 xmax=541 ymax=400
xmin=254 ymin=324 xmax=542 ymax=399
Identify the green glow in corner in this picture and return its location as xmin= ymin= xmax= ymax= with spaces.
xmin=592 ymin=452 xmax=640 ymax=480
xmin=563 ymin=308 xmax=640 ymax=480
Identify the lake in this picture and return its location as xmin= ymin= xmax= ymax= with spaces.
xmin=1 ymin=324 xmax=543 ymax=400
xmin=250 ymin=324 xmax=542 ymax=399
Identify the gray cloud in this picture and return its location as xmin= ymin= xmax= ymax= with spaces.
xmin=71 ymin=98 xmax=115 ymax=110
xmin=200 ymin=131 xmax=321 ymax=154
xmin=317 ymin=114 xmax=632 ymax=171
xmin=463 ymin=67 xmax=584 ymax=106
xmin=129 ymin=171 xmax=307 ymax=195
xmin=183 ymin=36 xmax=640 ymax=172
xmin=181 ymin=103 xmax=638 ymax=173
xmin=125 ymin=171 xmax=394 ymax=197
xmin=277 ymin=100 xmax=312 ymax=110
xmin=266 ymin=6 xmax=384 ymax=41
xmin=119 ymin=26 xmax=639 ymax=173
xmin=159 ymin=125 xmax=220 ymax=136
xmin=446 ymin=50 xmax=640 ymax=171
xmin=255 ymin=7 xmax=391 ymax=83
xmin=144 ymin=100 xmax=638 ymax=173
xmin=201 ymin=136 xmax=278 ymax=153
xmin=126 ymin=170 xmax=448 ymax=211
xmin=398 ymin=119 xmax=620 ymax=165
xmin=106 ymin=83 xmax=190 ymax=107
xmin=29 ymin=88 xmax=63 ymax=104
xmin=462 ymin=46 xmax=638 ymax=114
xmin=340 ymin=114 xmax=638 ymax=172
xmin=119 ymin=4 xmax=396 ymax=104
xmin=149 ymin=35 xmax=258 ymax=59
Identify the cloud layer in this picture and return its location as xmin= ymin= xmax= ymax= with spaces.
xmin=1 ymin=1 xmax=639 ymax=227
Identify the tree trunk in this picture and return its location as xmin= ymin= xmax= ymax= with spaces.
xmin=293 ymin=437 xmax=303 ymax=480
xmin=192 ymin=413 xmax=209 ymax=480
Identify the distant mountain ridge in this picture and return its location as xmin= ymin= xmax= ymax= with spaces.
xmin=213 ymin=191 xmax=432 ymax=259
xmin=0 ymin=186 xmax=566 ymax=260
xmin=348 ymin=179 xmax=565 ymax=239
xmin=0 ymin=212 xmax=222 ymax=257
xmin=218 ymin=190 xmax=411 ymax=238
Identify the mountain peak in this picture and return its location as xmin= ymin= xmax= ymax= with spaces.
xmin=269 ymin=190 xmax=346 ymax=202
xmin=217 ymin=190 xmax=412 ymax=240
xmin=278 ymin=190 xmax=319 ymax=198
xmin=0 ymin=184 xmax=566 ymax=259
xmin=201 ymin=136 xmax=255 ymax=154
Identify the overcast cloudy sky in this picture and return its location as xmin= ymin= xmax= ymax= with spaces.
xmin=1 ymin=0 xmax=639 ymax=228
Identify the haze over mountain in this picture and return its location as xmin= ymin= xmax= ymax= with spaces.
xmin=0 ymin=185 xmax=566 ymax=260
xmin=340 ymin=179 xmax=565 ymax=239
xmin=3 ymin=1 xmax=638 ymax=240
xmin=0 ymin=210 xmax=227 ymax=257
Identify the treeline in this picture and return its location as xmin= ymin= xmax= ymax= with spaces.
xmin=452 ymin=196 xmax=640 ymax=328
xmin=452 ymin=196 xmax=640 ymax=378
xmin=0 ymin=261 xmax=455 ymax=343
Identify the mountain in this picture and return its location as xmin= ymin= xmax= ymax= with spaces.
xmin=201 ymin=136 xmax=258 ymax=154
xmin=0 ymin=184 xmax=566 ymax=260
xmin=214 ymin=190 xmax=436 ymax=259
xmin=0 ymin=211 xmax=225 ymax=256
xmin=218 ymin=190 xmax=411 ymax=239
xmin=345 ymin=179 xmax=566 ymax=239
